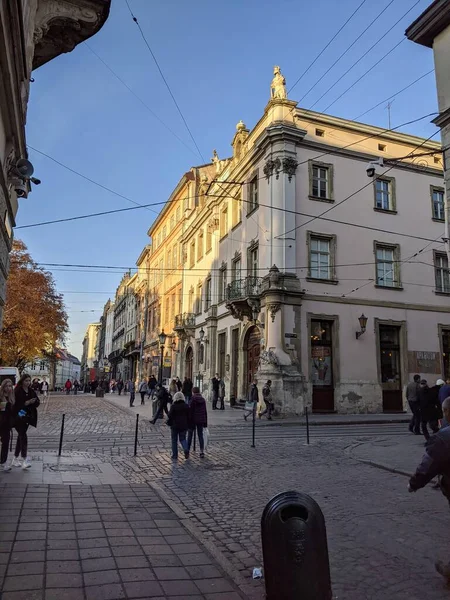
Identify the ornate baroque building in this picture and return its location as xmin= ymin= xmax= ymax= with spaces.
xmin=0 ymin=0 xmax=110 ymax=326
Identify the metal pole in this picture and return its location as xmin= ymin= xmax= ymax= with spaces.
xmin=134 ymin=413 xmax=139 ymax=456
xmin=305 ymin=406 xmax=310 ymax=445
xmin=159 ymin=345 xmax=164 ymax=385
xmin=251 ymin=403 xmax=256 ymax=448
xmin=58 ymin=413 xmax=65 ymax=456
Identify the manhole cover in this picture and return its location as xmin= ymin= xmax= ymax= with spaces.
xmin=44 ymin=464 xmax=101 ymax=473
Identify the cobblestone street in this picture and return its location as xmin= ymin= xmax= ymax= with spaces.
xmin=5 ymin=394 xmax=450 ymax=599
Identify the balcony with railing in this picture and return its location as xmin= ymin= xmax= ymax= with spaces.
xmin=173 ymin=313 xmax=196 ymax=339
xmin=226 ymin=277 xmax=262 ymax=321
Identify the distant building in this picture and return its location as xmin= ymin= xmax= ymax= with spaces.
xmin=80 ymin=323 xmax=100 ymax=385
xmin=24 ymin=349 xmax=80 ymax=389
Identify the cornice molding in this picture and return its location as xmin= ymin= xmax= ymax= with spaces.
xmin=405 ymin=0 xmax=450 ymax=48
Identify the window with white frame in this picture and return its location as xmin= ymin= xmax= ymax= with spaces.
xmin=232 ymin=192 xmax=242 ymax=227
xmin=196 ymin=284 xmax=202 ymax=314
xmin=431 ymin=187 xmax=445 ymax=221
xmin=248 ymin=245 xmax=258 ymax=279
xmin=375 ymin=243 xmax=400 ymax=287
xmin=309 ymin=235 xmax=333 ymax=280
xmin=248 ymin=176 xmax=258 ymax=214
xmin=218 ymin=265 xmax=227 ymax=303
xmin=190 ymin=240 xmax=195 ymax=268
xmin=205 ymin=277 xmax=212 ymax=311
xmin=172 ymin=245 xmax=177 ymax=268
xmin=198 ymin=231 xmax=204 ymax=260
xmin=220 ymin=205 xmax=228 ymax=239
xmin=312 ymin=165 xmax=329 ymax=199
xmin=374 ymin=177 xmax=395 ymax=211
xmin=206 ymin=228 xmax=212 ymax=253
xmin=167 ymin=250 xmax=171 ymax=271
xmin=232 ymin=256 xmax=241 ymax=282
xmin=434 ymin=252 xmax=450 ymax=293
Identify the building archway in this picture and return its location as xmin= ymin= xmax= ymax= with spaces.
xmin=244 ymin=325 xmax=261 ymax=397
xmin=185 ymin=346 xmax=193 ymax=380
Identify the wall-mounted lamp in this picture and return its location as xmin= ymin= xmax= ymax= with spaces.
xmin=355 ymin=314 xmax=368 ymax=340
xmin=199 ymin=327 xmax=205 ymax=341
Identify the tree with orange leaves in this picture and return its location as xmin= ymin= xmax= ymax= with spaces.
xmin=0 ymin=240 xmax=68 ymax=371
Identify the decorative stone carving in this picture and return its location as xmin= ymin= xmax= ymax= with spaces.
xmin=212 ymin=149 xmax=225 ymax=174
xmin=282 ymin=157 xmax=299 ymax=181
xmin=207 ymin=216 xmax=219 ymax=232
xmin=263 ymin=157 xmax=281 ymax=182
xmin=271 ymin=66 xmax=287 ymax=100
xmin=269 ymin=264 xmax=281 ymax=288
xmin=267 ymin=302 xmax=281 ymax=323
xmin=260 ymin=349 xmax=280 ymax=366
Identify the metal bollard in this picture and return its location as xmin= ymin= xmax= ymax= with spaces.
xmin=58 ymin=413 xmax=65 ymax=456
xmin=134 ymin=414 xmax=139 ymax=456
xmin=261 ymin=491 xmax=332 ymax=600
xmin=305 ymin=406 xmax=310 ymax=445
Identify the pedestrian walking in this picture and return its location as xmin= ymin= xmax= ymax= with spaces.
xmin=128 ymin=379 xmax=136 ymax=407
xmin=418 ymin=379 xmax=442 ymax=441
xmin=64 ymin=379 xmax=72 ymax=395
xmin=409 ymin=397 xmax=450 ymax=584
xmin=218 ymin=376 xmax=225 ymax=410
xmin=12 ymin=373 xmax=40 ymax=469
xmin=167 ymin=391 xmax=190 ymax=460
xmin=407 ymin=374 xmax=421 ymax=435
xmin=439 ymin=378 xmax=450 ymax=405
xmin=138 ymin=379 xmax=148 ymax=405
xmin=169 ymin=379 xmax=178 ymax=397
xmin=259 ymin=380 xmax=274 ymax=420
xmin=73 ymin=380 xmax=80 ymax=395
xmin=150 ymin=384 xmax=171 ymax=424
xmin=188 ymin=386 xmax=208 ymax=457
xmin=117 ymin=379 xmax=124 ymax=396
xmin=40 ymin=378 xmax=49 ymax=402
xmin=211 ymin=373 xmax=220 ymax=410
xmin=32 ymin=378 xmax=40 ymax=394
xmin=148 ymin=375 xmax=157 ymax=399
xmin=182 ymin=377 xmax=193 ymax=405
xmin=244 ymin=380 xmax=258 ymax=421
xmin=175 ymin=376 xmax=182 ymax=391
xmin=0 ymin=379 xmax=14 ymax=472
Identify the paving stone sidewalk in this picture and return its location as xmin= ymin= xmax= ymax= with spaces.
xmin=0 ymin=483 xmax=246 ymax=600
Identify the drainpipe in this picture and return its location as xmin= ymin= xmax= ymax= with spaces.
xmin=444 ymin=148 xmax=450 ymax=265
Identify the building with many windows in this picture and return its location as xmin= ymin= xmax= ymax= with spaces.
xmin=80 ymin=322 xmax=100 ymax=386
xmin=93 ymin=66 xmax=448 ymax=414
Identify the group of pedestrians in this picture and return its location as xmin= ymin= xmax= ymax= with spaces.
xmin=0 ymin=373 xmax=40 ymax=472
xmin=64 ymin=379 xmax=80 ymax=395
xmin=243 ymin=379 xmax=275 ymax=421
xmin=166 ymin=387 xmax=208 ymax=460
xmin=407 ymin=374 xmax=447 ymax=441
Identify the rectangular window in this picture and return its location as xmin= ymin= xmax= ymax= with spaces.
xmin=196 ymin=284 xmax=202 ymax=315
xmin=232 ymin=194 xmax=242 ymax=227
xmin=218 ymin=265 xmax=227 ymax=303
xmin=218 ymin=332 xmax=226 ymax=378
xmin=165 ymin=298 xmax=170 ymax=325
xmin=432 ymin=187 xmax=445 ymax=221
xmin=188 ymin=287 xmax=194 ymax=312
xmin=157 ymin=232 xmax=161 ymax=248
xmin=206 ymin=228 xmax=212 ymax=253
xmin=315 ymin=128 xmax=325 ymax=137
xmin=205 ymin=278 xmax=212 ymax=311
xmin=310 ymin=237 xmax=331 ymax=280
xmin=375 ymin=244 xmax=400 ymax=287
xmin=176 ymin=206 xmax=181 ymax=222
xmin=171 ymin=294 xmax=176 ymax=320
xmin=248 ymin=246 xmax=258 ymax=278
xmin=232 ymin=256 xmax=241 ymax=282
xmin=378 ymin=143 xmax=386 ymax=152
xmin=167 ymin=250 xmax=171 ymax=271
xmin=220 ymin=205 xmax=228 ymax=239
xmin=162 ymin=226 xmax=167 ymax=240
xmin=198 ymin=231 xmax=204 ymax=260
xmin=435 ymin=252 xmax=450 ymax=293
xmin=374 ymin=178 xmax=395 ymax=211
xmin=190 ymin=240 xmax=195 ymax=268
xmin=173 ymin=245 xmax=177 ymax=268
xmin=248 ymin=176 xmax=258 ymax=214
xmin=170 ymin=215 xmax=175 ymax=231
xmin=159 ymin=259 xmax=163 ymax=283
xmin=312 ymin=165 xmax=329 ymax=199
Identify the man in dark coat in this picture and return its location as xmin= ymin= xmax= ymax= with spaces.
xmin=409 ymin=397 xmax=450 ymax=583
xmin=418 ymin=379 xmax=442 ymax=441
xmin=188 ymin=387 xmax=208 ymax=457
xmin=150 ymin=384 xmax=171 ymax=424
xmin=211 ymin=374 xmax=220 ymax=410
xmin=167 ymin=391 xmax=189 ymax=460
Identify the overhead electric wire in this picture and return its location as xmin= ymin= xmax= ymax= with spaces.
xmin=288 ymin=0 xmax=368 ymax=95
xmin=309 ymin=0 xmax=422 ymax=110
xmin=353 ymin=70 xmax=435 ymax=121
xmin=84 ymin=43 xmax=197 ymax=158
xmin=125 ymin=0 xmax=205 ymax=162
xmin=298 ymin=0 xmax=397 ymax=103
xmin=275 ymin=129 xmax=441 ymax=240
xmin=322 ymin=38 xmax=407 ymax=113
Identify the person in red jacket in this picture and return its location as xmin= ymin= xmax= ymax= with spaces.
xmin=187 ymin=387 xmax=208 ymax=457
xmin=64 ymin=379 xmax=72 ymax=395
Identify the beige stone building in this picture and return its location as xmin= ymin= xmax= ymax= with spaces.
xmin=0 ymin=0 xmax=110 ymax=327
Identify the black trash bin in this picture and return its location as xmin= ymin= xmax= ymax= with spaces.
xmin=261 ymin=490 xmax=332 ymax=600
xmin=95 ymin=388 xmax=104 ymax=398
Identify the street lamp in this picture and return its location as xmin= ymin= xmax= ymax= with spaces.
xmin=158 ymin=330 xmax=167 ymax=384
xmin=356 ymin=314 xmax=368 ymax=340
xmin=199 ymin=327 xmax=205 ymax=341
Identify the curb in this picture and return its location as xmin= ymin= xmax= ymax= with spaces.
xmin=148 ymin=480 xmax=255 ymax=600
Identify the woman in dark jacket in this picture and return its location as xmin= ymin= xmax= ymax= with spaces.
xmin=182 ymin=377 xmax=193 ymax=405
xmin=167 ymin=392 xmax=189 ymax=460
xmin=0 ymin=379 xmax=14 ymax=471
xmin=12 ymin=373 xmax=40 ymax=469
xmin=188 ymin=387 xmax=208 ymax=457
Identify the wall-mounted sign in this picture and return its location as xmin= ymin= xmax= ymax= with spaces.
xmin=163 ymin=357 xmax=172 ymax=367
xmin=152 ymin=356 xmax=160 ymax=367
xmin=285 ymin=333 xmax=297 ymax=339
xmin=408 ymin=351 xmax=441 ymax=374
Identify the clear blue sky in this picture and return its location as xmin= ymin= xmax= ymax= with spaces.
xmin=19 ymin=0 xmax=437 ymax=358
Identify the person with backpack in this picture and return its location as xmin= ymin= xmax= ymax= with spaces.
xmin=150 ymin=384 xmax=171 ymax=424
xmin=167 ymin=391 xmax=190 ymax=460
xmin=188 ymin=386 xmax=208 ymax=458
xmin=260 ymin=380 xmax=274 ymax=420
xmin=138 ymin=379 xmax=148 ymax=405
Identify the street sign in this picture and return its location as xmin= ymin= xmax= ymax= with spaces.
xmin=285 ymin=333 xmax=297 ymax=339
xmin=163 ymin=357 xmax=172 ymax=367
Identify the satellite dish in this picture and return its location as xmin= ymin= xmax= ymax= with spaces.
xmin=15 ymin=159 xmax=34 ymax=178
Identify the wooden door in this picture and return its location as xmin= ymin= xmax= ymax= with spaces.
xmin=231 ymin=329 xmax=239 ymax=400
xmin=379 ymin=325 xmax=403 ymax=412
xmin=311 ymin=320 xmax=334 ymax=412
xmin=185 ymin=347 xmax=193 ymax=380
